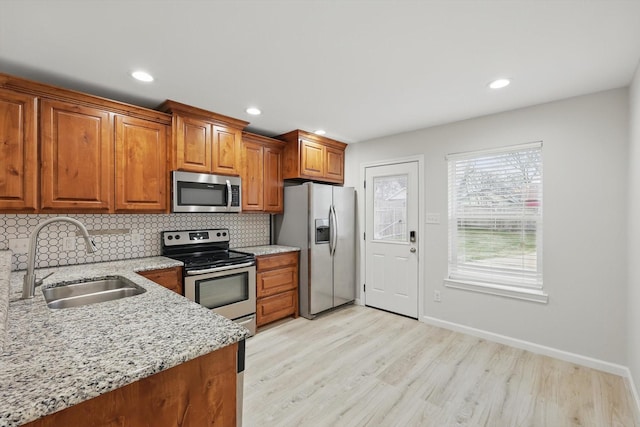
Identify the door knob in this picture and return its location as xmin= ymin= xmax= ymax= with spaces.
xmin=410 ymin=247 xmax=416 ymax=253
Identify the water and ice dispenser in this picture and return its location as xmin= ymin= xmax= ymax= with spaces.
xmin=315 ymin=219 xmax=330 ymax=244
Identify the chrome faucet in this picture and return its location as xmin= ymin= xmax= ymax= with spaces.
xmin=22 ymin=217 xmax=98 ymax=299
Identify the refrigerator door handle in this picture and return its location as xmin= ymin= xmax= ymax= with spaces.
xmin=330 ymin=205 xmax=338 ymax=256
xmin=328 ymin=206 xmax=334 ymax=255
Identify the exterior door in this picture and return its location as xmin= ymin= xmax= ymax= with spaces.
xmin=365 ymin=161 xmax=419 ymax=318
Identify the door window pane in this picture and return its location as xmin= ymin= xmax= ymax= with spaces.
xmin=373 ymin=174 xmax=407 ymax=241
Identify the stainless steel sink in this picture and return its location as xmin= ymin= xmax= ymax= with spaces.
xmin=42 ymin=276 xmax=146 ymax=309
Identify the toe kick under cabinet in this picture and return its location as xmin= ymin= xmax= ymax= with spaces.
xmin=256 ymin=251 xmax=299 ymax=328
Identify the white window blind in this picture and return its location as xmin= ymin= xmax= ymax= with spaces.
xmin=447 ymin=142 xmax=543 ymax=292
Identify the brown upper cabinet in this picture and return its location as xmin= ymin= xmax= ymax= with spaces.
xmin=114 ymin=115 xmax=168 ymax=212
xmin=0 ymin=88 xmax=38 ymax=212
xmin=0 ymin=73 xmax=171 ymax=213
xmin=241 ymin=132 xmax=285 ymax=214
xmin=276 ymin=129 xmax=346 ymax=184
xmin=159 ymin=100 xmax=249 ymax=177
xmin=40 ymin=99 xmax=113 ymax=212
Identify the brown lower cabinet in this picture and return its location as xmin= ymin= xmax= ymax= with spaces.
xmin=256 ymin=251 xmax=299 ymax=327
xmin=138 ymin=266 xmax=183 ymax=295
xmin=22 ymin=343 xmax=237 ymax=427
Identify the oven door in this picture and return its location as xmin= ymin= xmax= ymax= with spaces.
xmin=184 ymin=263 xmax=256 ymax=322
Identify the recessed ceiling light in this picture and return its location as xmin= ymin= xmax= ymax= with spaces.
xmin=131 ymin=70 xmax=154 ymax=82
xmin=314 ymin=130 xmax=326 ymax=136
xmin=246 ymin=107 xmax=261 ymax=116
xmin=489 ymin=78 xmax=511 ymax=89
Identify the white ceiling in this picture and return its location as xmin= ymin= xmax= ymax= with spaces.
xmin=1 ymin=0 xmax=640 ymax=143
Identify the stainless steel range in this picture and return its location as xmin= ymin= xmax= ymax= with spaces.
xmin=161 ymin=228 xmax=256 ymax=336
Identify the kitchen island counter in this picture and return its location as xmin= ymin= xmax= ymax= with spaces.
xmin=0 ymin=256 xmax=249 ymax=427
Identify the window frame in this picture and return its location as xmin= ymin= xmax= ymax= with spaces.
xmin=444 ymin=142 xmax=547 ymax=303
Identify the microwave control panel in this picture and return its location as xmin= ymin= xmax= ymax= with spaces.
xmin=231 ymin=186 xmax=240 ymax=206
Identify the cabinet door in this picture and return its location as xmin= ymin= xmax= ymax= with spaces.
xmin=325 ymin=145 xmax=345 ymax=183
xmin=41 ymin=99 xmax=112 ymax=211
xmin=299 ymin=139 xmax=325 ymax=178
xmin=241 ymin=141 xmax=264 ymax=211
xmin=257 ymin=265 xmax=297 ymax=298
xmin=256 ymin=290 xmax=297 ymax=327
xmin=212 ymin=125 xmax=241 ymax=175
xmin=115 ymin=115 xmax=167 ymax=212
xmin=263 ymin=146 xmax=283 ymax=213
xmin=138 ymin=267 xmax=183 ymax=294
xmin=0 ymin=89 xmax=37 ymax=211
xmin=174 ymin=115 xmax=212 ymax=173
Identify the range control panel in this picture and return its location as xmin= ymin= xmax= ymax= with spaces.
xmin=162 ymin=229 xmax=229 ymax=246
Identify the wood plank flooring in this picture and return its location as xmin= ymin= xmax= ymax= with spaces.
xmin=243 ymin=305 xmax=639 ymax=427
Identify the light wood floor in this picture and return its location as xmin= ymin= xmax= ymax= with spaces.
xmin=243 ymin=305 xmax=639 ymax=427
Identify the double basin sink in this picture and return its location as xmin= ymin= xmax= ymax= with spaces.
xmin=43 ymin=276 xmax=146 ymax=309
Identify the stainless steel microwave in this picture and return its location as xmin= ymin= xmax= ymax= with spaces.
xmin=172 ymin=171 xmax=241 ymax=213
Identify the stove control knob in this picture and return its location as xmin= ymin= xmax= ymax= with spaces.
xmin=167 ymin=235 xmax=173 ymax=240
xmin=223 ymin=232 xmax=227 ymax=236
xmin=175 ymin=235 xmax=181 ymax=240
xmin=216 ymin=232 xmax=221 ymax=237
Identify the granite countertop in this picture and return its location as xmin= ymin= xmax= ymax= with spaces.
xmin=0 ymin=256 xmax=250 ymax=427
xmin=0 ymin=251 xmax=10 ymax=353
xmin=235 ymin=244 xmax=300 ymax=257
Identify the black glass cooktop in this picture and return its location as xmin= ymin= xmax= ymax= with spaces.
xmin=173 ymin=250 xmax=254 ymax=269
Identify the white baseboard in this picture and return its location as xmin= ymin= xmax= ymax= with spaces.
xmin=624 ymin=367 xmax=640 ymax=421
xmin=421 ymin=315 xmax=628 ymax=377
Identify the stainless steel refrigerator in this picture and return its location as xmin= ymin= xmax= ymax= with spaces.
xmin=275 ymin=182 xmax=355 ymax=319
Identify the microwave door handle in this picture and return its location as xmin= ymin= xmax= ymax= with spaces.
xmin=226 ymin=179 xmax=232 ymax=211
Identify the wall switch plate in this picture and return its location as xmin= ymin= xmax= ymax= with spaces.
xmin=9 ymin=238 xmax=29 ymax=254
xmin=131 ymin=234 xmax=143 ymax=246
xmin=434 ymin=290 xmax=442 ymax=302
xmin=426 ymin=213 xmax=440 ymax=224
xmin=63 ymin=236 xmax=76 ymax=251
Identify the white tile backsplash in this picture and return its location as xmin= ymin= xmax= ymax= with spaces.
xmin=0 ymin=213 xmax=270 ymax=271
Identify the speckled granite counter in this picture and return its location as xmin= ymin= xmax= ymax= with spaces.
xmin=0 ymin=251 xmax=10 ymax=352
xmin=235 ymin=244 xmax=300 ymax=256
xmin=0 ymin=257 xmax=250 ymax=427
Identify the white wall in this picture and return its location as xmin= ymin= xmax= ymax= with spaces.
xmin=345 ymin=88 xmax=629 ymax=365
xmin=628 ymin=64 xmax=640 ymax=397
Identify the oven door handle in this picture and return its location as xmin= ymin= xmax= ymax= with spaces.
xmin=186 ymin=261 xmax=255 ymax=275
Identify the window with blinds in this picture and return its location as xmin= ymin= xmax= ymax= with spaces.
xmin=447 ymin=142 xmax=543 ymax=294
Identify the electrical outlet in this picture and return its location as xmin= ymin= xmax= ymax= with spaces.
xmin=63 ymin=236 xmax=76 ymax=251
xmin=9 ymin=238 xmax=29 ymax=254
xmin=131 ymin=233 xmax=143 ymax=246
xmin=434 ymin=290 xmax=442 ymax=302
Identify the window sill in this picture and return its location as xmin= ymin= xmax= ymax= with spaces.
xmin=444 ymin=279 xmax=548 ymax=304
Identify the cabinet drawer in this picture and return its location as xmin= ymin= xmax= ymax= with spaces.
xmin=257 ymin=266 xmax=297 ymax=298
xmin=256 ymin=251 xmax=298 ymax=271
xmin=257 ymin=290 xmax=297 ymax=327
xmin=138 ymin=267 xmax=183 ymax=295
